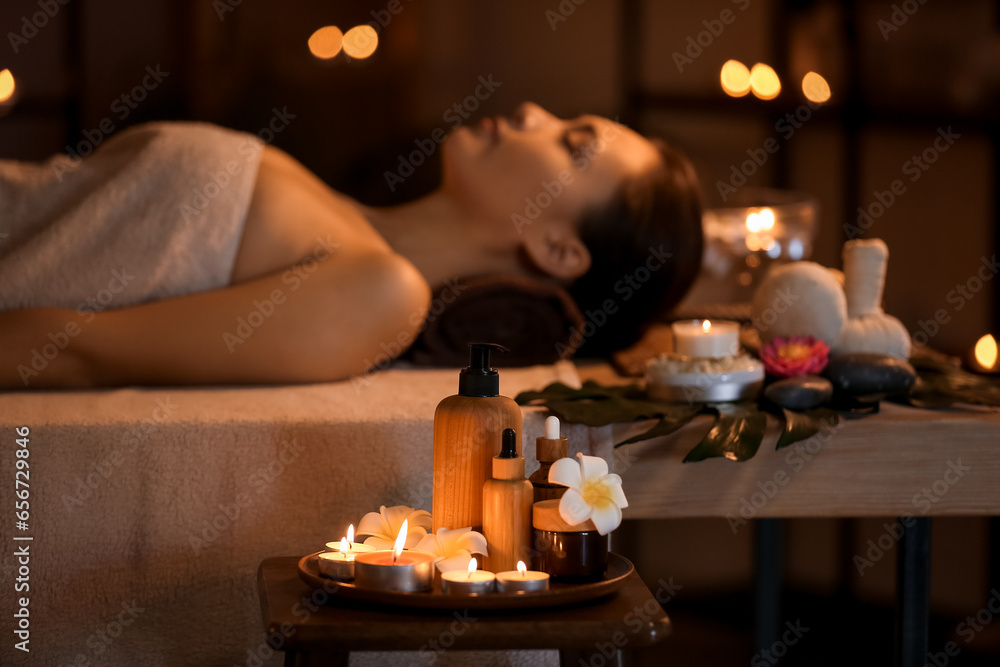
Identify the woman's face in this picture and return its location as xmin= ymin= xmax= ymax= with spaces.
xmin=441 ymin=102 xmax=661 ymax=232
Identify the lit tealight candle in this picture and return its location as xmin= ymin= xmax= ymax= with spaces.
xmin=353 ymin=520 xmax=435 ymax=592
xmin=495 ymin=560 xmax=549 ymax=594
xmin=318 ymin=542 xmax=357 ymax=581
xmin=441 ymin=557 xmax=496 ymax=595
xmin=671 ymin=319 xmax=739 ymax=358
xmin=325 ymin=524 xmax=376 ymax=556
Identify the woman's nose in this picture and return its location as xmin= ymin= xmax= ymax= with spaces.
xmin=512 ymin=101 xmax=554 ymax=131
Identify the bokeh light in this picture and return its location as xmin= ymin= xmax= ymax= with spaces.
xmin=802 ymin=71 xmax=831 ymax=103
xmin=974 ymin=334 xmax=997 ymax=370
xmin=720 ymin=60 xmax=751 ymax=97
xmin=0 ymin=69 xmax=15 ymax=103
xmin=342 ymin=25 xmax=378 ymax=59
xmin=308 ymin=26 xmax=344 ymax=59
xmin=750 ymin=63 xmax=781 ymax=100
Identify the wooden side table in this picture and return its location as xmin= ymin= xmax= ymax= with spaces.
xmin=257 ymin=557 xmax=673 ymax=666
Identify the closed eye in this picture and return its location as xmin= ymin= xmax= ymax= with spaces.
xmin=562 ymin=123 xmax=597 ymax=154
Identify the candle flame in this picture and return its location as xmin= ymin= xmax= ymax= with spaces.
xmin=468 ymin=557 xmax=477 ymax=579
xmin=346 ymin=523 xmax=355 ymax=546
xmin=339 ymin=537 xmax=349 ymax=552
xmin=392 ymin=519 xmax=408 ymax=563
xmin=702 ymin=320 xmax=712 ymax=334
xmin=517 ymin=560 xmax=526 ymax=577
xmin=975 ymin=334 xmax=998 ymax=370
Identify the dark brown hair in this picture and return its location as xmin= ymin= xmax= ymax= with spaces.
xmin=568 ymin=139 xmax=704 ymax=356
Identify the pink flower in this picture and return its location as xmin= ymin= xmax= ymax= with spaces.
xmin=759 ymin=336 xmax=829 ymax=378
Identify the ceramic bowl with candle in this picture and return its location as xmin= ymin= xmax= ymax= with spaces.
xmin=646 ymin=319 xmax=763 ymax=402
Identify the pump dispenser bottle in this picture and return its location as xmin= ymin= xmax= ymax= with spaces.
xmin=432 ymin=343 xmax=522 ymax=532
xmin=529 ymin=415 xmax=569 ymax=503
xmin=482 ymin=428 xmax=534 ymax=573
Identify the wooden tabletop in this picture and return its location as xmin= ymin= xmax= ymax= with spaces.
xmin=257 ymin=557 xmax=672 ymax=654
xmin=577 ymin=362 xmax=1000 ymax=519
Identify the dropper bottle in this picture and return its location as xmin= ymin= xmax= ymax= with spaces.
xmin=482 ymin=428 xmax=534 ymax=574
xmin=529 ymin=416 xmax=569 ymax=503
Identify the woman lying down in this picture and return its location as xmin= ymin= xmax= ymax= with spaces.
xmin=0 ymin=102 xmax=703 ymax=389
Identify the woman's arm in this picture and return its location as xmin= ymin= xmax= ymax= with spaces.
xmin=1 ymin=252 xmax=430 ymax=389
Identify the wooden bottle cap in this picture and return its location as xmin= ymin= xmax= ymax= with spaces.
xmin=492 ymin=456 xmax=525 ymax=480
xmin=535 ymin=436 xmax=568 ymax=463
xmin=532 ymin=499 xmax=597 ymax=532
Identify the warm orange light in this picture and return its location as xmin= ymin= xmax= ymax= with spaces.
xmin=467 ymin=557 xmax=478 ymax=578
xmin=975 ymin=334 xmax=998 ymax=370
xmin=720 ymin=60 xmax=751 ymax=97
xmin=0 ymin=69 xmax=15 ymax=103
xmin=339 ymin=537 xmax=349 ymax=551
xmin=342 ymin=25 xmax=378 ymax=59
xmin=308 ymin=26 xmax=344 ymax=60
xmin=746 ymin=212 xmax=760 ymax=233
xmin=346 ymin=524 xmax=355 ymax=544
xmin=702 ymin=320 xmax=712 ymax=334
xmin=750 ymin=63 xmax=781 ymax=100
xmin=802 ymin=71 xmax=831 ymax=103
xmin=517 ymin=560 xmax=527 ymax=576
xmin=392 ymin=519 xmax=408 ymax=562
xmin=758 ymin=207 xmax=775 ymax=230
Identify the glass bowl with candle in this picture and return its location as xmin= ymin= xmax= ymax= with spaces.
xmin=678 ymin=188 xmax=818 ymax=315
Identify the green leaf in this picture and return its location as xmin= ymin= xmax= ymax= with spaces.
xmin=683 ymin=402 xmax=767 ymax=463
xmin=514 ymin=380 xmax=642 ymax=404
xmin=776 ymin=407 xmax=839 ymax=450
xmin=614 ymin=404 xmax=702 ymax=447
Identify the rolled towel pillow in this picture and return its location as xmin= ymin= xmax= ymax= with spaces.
xmin=407 ymin=274 xmax=586 ymax=367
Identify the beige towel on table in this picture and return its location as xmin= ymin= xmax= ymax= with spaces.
xmin=0 ymin=121 xmax=262 ymax=311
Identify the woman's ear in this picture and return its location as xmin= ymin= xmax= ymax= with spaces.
xmin=522 ymin=226 xmax=592 ymax=280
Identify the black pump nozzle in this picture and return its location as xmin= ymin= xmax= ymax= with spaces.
xmin=499 ymin=428 xmax=517 ymax=459
xmin=458 ymin=342 xmax=509 ymax=397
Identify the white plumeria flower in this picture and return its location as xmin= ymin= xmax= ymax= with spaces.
xmin=355 ymin=505 xmax=432 ymax=550
xmin=413 ymin=527 xmax=489 ymax=573
xmin=548 ymin=453 xmax=628 ymax=535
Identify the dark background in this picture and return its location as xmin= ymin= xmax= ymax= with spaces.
xmin=1 ymin=1 xmax=998 ymax=664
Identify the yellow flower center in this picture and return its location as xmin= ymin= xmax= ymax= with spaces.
xmin=777 ymin=343 xmax=811 ymax=360
xmin=581 ymin=478 xmax=615 ymax=509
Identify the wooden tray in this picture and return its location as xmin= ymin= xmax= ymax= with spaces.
xmin=297 ymin=551 xmax=634 ymax=611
